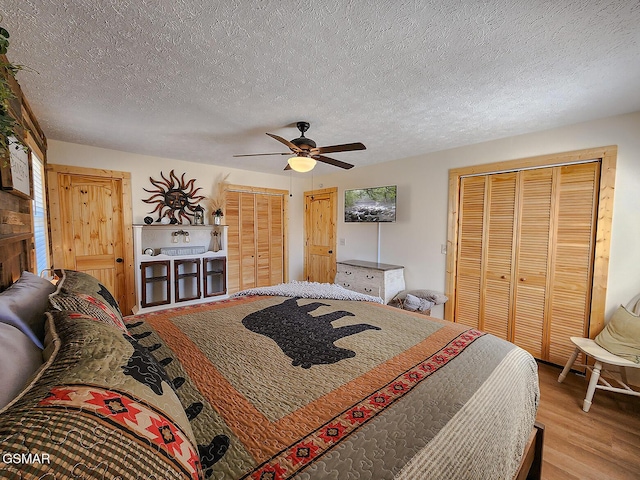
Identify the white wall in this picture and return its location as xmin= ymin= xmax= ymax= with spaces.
xmin=49 ymin=111 xmax=640 ymax=323
xmin=47 ymin=140 xmax=309 ymax=281
xmin=316 ymin=111 xmax=640 ymax=321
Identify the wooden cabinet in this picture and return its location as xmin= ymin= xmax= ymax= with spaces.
xmin=133 ymin=225 xmax=228 ymax=313
xmin=454 ymin=162 xmax=600 ymax=365
xmin=203 ymin=257 xmax=226 ymax=297
xmin=140 ymin=260 xmax=171 ymax=308
xmin=226 ymin=189 xmax=285 ymax=293
xmin=335 ymin=260 xmax=405 ymax=304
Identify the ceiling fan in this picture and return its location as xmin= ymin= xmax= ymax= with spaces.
xmin=233 ymin=122 xmax=366 ymax=172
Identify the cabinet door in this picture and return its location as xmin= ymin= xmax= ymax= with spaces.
xmin=481 ymin=172 xmax=517 ymax=339
xmin=455 ymin=176 xmax=486 ymax=330
xmin=140 ymin=260 xmax=171 ymax=307
xmin=513 ymin=168 xmax=553 ymax=358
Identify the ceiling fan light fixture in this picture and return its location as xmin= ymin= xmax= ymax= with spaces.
xmin=288 ymin=156 xmax=316 ymax=172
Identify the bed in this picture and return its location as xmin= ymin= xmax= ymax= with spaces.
xmin=0 ymin=271 xmax=542 ymax=479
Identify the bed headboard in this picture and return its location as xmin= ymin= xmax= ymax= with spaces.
xmin=0 ymin=190 xmax=33 ymax=291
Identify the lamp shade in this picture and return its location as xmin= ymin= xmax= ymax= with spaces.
xmin=288 ymin=156 xmax=317 ymax=173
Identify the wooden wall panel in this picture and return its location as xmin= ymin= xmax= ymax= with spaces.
xmin=0 ymin=58 xmax=47 ymax=290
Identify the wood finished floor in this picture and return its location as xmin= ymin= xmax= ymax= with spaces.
xmin=536 ymin=362 xmax=640 ymax=480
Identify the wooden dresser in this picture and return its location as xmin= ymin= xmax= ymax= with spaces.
xmin=335 ymin=260 xmax=405 ymax=304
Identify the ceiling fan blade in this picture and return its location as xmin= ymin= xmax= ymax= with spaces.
xmin=315 ymin=155 xmax=354 ymax=169
xmin=233 ymin=152 xmax=290 ymax=157
xmin=314 ymin=142 xmax=366 ymax=155
xmin=266 ymin=133 xmax=301 ymax=153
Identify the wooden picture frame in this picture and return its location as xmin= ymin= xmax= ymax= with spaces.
xmin=0 ymin=137 xmax=32 ymax=199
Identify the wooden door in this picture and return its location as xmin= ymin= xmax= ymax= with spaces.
xmin=512 ymin=168 xmax=554 ymax=358
xmin=304 ymin=188 xmax=337 ymax=283
xmin=47 ymin=165 xmax=134 ymax=313
xmin=225 ymin=186 xmax=287 ymax=294
xmin=482 ymin=172 xmax=517 ymax=340
xmin=454 ymin=176 xmax=485 ymax=330
xmin=546 ymin=162 xmax=599 ymax=365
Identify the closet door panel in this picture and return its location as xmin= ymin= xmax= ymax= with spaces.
xmin=255 ymin=194 xmax=271 ymax=287
xmin=513 ymin=169 xmax=553 ymax=358
xmin=270 ymin=195 xmax=284 ymax=285
xmin=482 ymin=172 xmax=516 ymax=340
xmin=548 ymin=162 xmax=599 ymax=365
xmin=226 ymin=191 xmax=241 ymax=293
xmin=455 ymin=176 xmax=485 ymax=329
xmin=240 ymin=192 xmax=257 ymax=289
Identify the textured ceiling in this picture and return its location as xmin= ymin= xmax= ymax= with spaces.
xmin=2 ymin=0 xmax=640 ymax=175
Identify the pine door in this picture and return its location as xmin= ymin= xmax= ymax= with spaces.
xmin=304 ymin=188 xmax=337 ymax=284
xmin=47 ymin=165 xmax=135 ymax=313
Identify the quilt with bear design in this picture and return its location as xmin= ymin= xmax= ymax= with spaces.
xmin=125 ymin=295 xmax=539 ymax=480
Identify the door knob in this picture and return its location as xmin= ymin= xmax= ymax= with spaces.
xmin=328 ymin=250 xmax=333 ymax=254
xmin=116 ymin=258 xmax=123 ymax=263
xmin=520 ymin=277 xmax=526 ymax=282
xmin=501 ymin=275 xmax=506 ymax=279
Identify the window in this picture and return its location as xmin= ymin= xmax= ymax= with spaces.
xmin=31 ymin=151 xmax=50 ymax=276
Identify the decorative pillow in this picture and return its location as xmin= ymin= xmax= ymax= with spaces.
xmin=0 ymin=271 xmax=57 ymax=348
xmin=0 ymin=311 xmax=203 ymax=479
xmin=392 ymin=289 xmax=448 ymax=306
xmin=0 ymin=323 xmax=43 ymax=410
xmin=49 ymin=269 xmax=127 ymax=332
xmin=595 ymin=305 xmax=640 ymax=363
xmin=403 ymin=293 xmax=435 ymax=312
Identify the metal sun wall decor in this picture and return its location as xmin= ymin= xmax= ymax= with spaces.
xmin=142 ymin=170 xmax=205 ymax=224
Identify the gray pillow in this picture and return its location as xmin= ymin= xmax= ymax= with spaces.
xmin=404 ymin=293 xmax=435 ymax=312
xmin=0 ymin=322 xmax=43 ymax=409
xmin=0 ymin=271 xmax=56 ymax=349
xmin=393 ymin=289 xmax=448 ymax=305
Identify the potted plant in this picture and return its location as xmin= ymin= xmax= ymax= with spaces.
xmin=0 ymin=21 xmax=26 ymax=163
xmin=213 ymin=208 xmax=224 ymax=225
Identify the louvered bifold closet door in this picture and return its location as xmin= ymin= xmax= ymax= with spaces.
xmin=226 ymin=191 xmax=241 ymax=293
xmin=269 ymin=195 xmax=284 ymax=285
xmin=454 ymin=176 xmax=486 ymax=329
xmin=513 ymin=169 xmax=553 ymax=358
xmin=547 ymin=162 xmax=599 ymax=365
xmin=255 ymin=194 xmax=284 ymax=288
xmin=226 ymin=190 xmax=286 ymax=294
xmin=481 ymin=173 xmax=517 ymax=339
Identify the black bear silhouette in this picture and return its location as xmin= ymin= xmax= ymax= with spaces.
xmin=122 ymin=335 xmax=172 ymax=395
xmin=242 ymin=297 xmax=381 ymax=368
xmin=172 ymin=376 xmax=186 ymax=389
xmin=184 ymin=402 xmax=203 ymax=421
xmin=199 ymin=435 xmax=230 ymax=473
